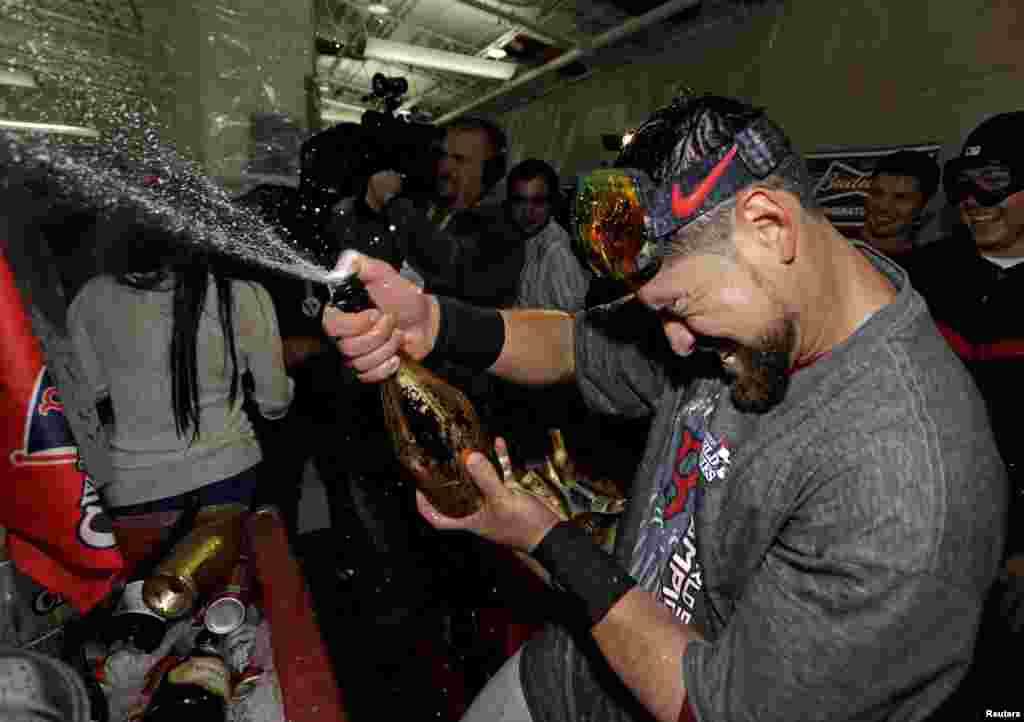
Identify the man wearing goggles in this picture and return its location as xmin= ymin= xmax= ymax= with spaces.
xmin=912 ymin=112 xmax=1024 ymax=703
xmin=324 ymin=95 xmax=1004 ymax=722
xmin=942 ymin=115 xmax=1024 ymax=256
xmin=915 ymin=111 xmax=1024 ymax=522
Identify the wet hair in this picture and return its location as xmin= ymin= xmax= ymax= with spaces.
xmin=615 ymin=95 xmax=814 ymax=209
xmin=753 ymin=154 xmax=820 ymax=213
xmin=506 ymin=159 xmax=560 ymax=200
xmin=619 ymin=94 xmax=818 ymax=261
xmin=871 ymin=150 xmax=940 ymax=200
xmin=663 ymin=155 xmax=820 ymax=261
xmin=102 ymin=212 xmax=240 ymax=442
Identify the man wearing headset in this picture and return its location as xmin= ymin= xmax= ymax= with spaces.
xmin=365 ymin=117 xmax=525 ymax=308
xmin=326 ymin=95 xmax=1005 ymax=722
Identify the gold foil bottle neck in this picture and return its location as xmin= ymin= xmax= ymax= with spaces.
xmin=142 ymin=573 xmax=197 ymax=618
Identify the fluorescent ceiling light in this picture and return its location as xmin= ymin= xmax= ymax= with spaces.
xmin=0 ymin=69 xmax=37 ymax=89
xmin=485 ymin=47 xmax=508 ymax=59
xmin=364 ymin=38 xmax=516 ymax=81
xmin=0 ymin=119 xmax=99 ymax=138
xmin=367 ymin=3 xmax=390 ymax=14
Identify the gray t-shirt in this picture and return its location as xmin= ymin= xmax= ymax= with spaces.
xmin=68 ymin=276 xmax=293 ymax=507
xmin=520 ymin=248 xmax=1006 ymax=722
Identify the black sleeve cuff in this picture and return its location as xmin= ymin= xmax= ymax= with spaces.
xmin=422 ymin=296 xmax=505 ymax=372
xmin=532 ymin=520 xmax=637 ymax=627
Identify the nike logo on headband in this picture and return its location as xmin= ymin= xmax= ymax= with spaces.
xmin=672 ymin=144 xmax=739 ymax=220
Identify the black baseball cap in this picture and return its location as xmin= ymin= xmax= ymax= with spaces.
xmin=944 ymin=112 xmax=1024 ymax=205
xmin=957 ymin=112 xmax=1024 ymax=166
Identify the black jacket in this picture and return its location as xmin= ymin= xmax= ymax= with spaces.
xmin=383 ymin=197 xmax=525 ymax=307
xmin=912 ymin=231 xmax=1024 ymax=550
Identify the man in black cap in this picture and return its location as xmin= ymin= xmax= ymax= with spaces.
xmin=914 ymin=113 xmax=1024 ymax=550
xmin=911 ymin=112 xmax=1024 ymax=709
xmin=325 ymin=95 xmax=1005 ymax=722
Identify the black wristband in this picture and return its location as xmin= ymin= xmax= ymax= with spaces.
xmin=422 ymin=295 xmax=505 ymax=372
xmin=532 ymin=520 xmax=637 ymax=627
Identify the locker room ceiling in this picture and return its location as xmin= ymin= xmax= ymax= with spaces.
xmin=313 ymin=0 xmax=773 ymax=124
xmin=0 ymin=0 xmax=773 ymax=133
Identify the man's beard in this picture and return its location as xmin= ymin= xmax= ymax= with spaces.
xmin=723 ymin=318 xmax=796 ymax=414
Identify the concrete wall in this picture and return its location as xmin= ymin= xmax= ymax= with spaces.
xmin=497 ymin=0 xmax=1024 ymax=178
xmin=137 ymin=0 xmax=315 ymax=184
xmin=0 ymin=10 xmax=152 ymax=138
xmin=0 ymin=1 xmax=314 ymax=180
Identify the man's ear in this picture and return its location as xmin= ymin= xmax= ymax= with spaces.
xmin=735 ymin=188 xmax=796 ymax=264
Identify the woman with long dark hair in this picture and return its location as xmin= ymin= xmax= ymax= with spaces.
xmin=67 ymin=216 xmax=292 ymax=516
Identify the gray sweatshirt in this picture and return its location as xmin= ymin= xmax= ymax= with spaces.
xmin=521 ymin=248 xmax=1006 ymax=722
xmin=68 ymin=276 xmax=292 ymax=508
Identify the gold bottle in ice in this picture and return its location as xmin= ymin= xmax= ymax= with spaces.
xmin=142 ymin=504 xmax=247 ymax=619
xmin=330 ymin=276 xmax=488 ymax=518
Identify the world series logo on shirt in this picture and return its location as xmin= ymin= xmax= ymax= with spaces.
xmin=699 ymin=431 xmax=731 ymax=483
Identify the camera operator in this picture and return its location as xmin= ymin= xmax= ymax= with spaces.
xmin=363 ymin=117 xmax=525 ymax=307
xmin=357 ymin=117 xmax=534 ymax=457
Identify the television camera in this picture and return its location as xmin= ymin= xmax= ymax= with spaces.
xmin=295 ymin=73 xmax=442 ymax=253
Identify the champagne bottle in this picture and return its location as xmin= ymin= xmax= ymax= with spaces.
xmin=142 ymin=504 xmax=247 ymax=619
xmin=142 ymin=630 xmax=229 ymax=722
xmin=101 ymin=493 xmax=202 ymax=653
xmin=329 ymin=275 xmax=490 ymax=518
